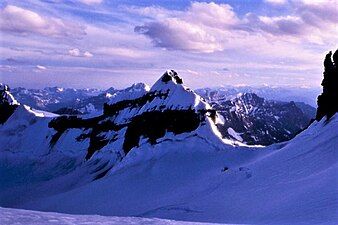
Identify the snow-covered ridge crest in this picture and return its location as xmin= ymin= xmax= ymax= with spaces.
xmin=108 ymin=83 xmax=150 ymax=105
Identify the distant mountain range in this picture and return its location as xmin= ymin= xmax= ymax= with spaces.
xmin=195 ymin=86 xmax=320 ymax=107
xmin=11 ymin=85 xmax=320 ymax=113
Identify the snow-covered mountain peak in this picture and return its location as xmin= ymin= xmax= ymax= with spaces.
xmin=151 ymin=70 xmax=183 ymax=90
xmin=130 ymin=83 xmax=150 ymax=92
xmin=146 ymin=70 xmax=211 ymax=111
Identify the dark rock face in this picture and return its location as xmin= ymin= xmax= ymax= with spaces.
xmin=49 ymin=115 xmax=121 ymax=159
xmin=123 ymin=109 xmax=205 ymax=154
xmin=0 ymin=85 xmax=18 ymax=124
xmin=103 ymin=91 xmax=169 ymax=116
xmin=316 ymin=49 xmax=338 ymax=121
xmin=212 ymin=93 xmax=311 ymax=145
xmin=49 ymin=108 xmax=210 ymax=160
xmin=161 ymin=70 xmax=183 ymax=84
xmin=53 ymin=107 xmax=83 ymax=115
xmin=48 ymin=71 xmax=213 ymax=160
xmin=0 ymin=103 xmax=17 ymax=125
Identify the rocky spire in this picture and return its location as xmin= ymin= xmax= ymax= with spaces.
xmin=316 ymin=49 xmax=338 ymax=121
xmin=0 ymin=84 xmax=19 ymax=124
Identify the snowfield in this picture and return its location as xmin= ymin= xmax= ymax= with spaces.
xmin=1 ymin=115 xmax=336 ymax=224
xmin=0 ymin=207 xmax=226 ymax=225
xmin=23 ymin=119 xmax=338 ymax=224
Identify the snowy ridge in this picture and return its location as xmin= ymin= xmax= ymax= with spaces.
xmin=108 ymin=83 xmax=150 ymax=105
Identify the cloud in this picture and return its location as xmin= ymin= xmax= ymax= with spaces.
xmin=242 ymin=14 xmax=306 ymax=36
xmin=134 ymin=1 xmax=337 ymax=53
xmin=94 ymin=47 xmax=153 ymax=58
xmin=264 ymin=0 xmax=287 ymax=5
xmin=0 ymin=5 xmax=86 ymax=38
xmin=79 ymin=0 xmax=103 ymax=5
xmin=295 ymin=0 xmax=338 ymax=26
xmin=135 ymin=19 xmax=224 ymax=53
xmin=134 ymin=2 xmax=238 ymax=53
xmin=68 ymin=48 xmax=93 ymax=57
xmin=68 ymin=48 xmax=81 ymax=57
xmin=36 ymin=65 xmax=47 ymax=70
xmin=83 ymin=51 xmax=93 ymax=57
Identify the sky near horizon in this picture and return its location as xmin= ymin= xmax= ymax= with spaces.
xmin=0 ymin=0 xmax=337 ymax=89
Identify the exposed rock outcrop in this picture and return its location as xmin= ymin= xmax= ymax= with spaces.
xmin=316 ymin=49 xmax=338 ymax=121
xmin=0 ymin=84 xmax=19 ymax=124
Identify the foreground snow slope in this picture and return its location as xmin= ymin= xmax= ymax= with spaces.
xmin=0 ymin=207 xmax=225 ymax=225
xmin=20 ymin=115 xmax=338 ymax=224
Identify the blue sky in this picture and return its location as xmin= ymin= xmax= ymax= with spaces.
xmin=0 ymin=0 xmax=337 ymax=89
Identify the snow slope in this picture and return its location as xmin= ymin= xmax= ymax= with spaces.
xmin=17 ymin=115 xmax=338 ymax=224
xmin=0 ymin=207 xmax=225 ymax=225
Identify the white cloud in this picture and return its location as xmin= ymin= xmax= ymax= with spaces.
xmin=68 ymin=48 xmax=81 ymax=57
xmin=79 ymin=0 xmax=103 ymax=5
xmin=135 ymin=19 xmax=225 ymax=53
xmin=68 ymin=48 xmax=93 ymax=57
xmin=134 ymin=2 xmax=238 ymax=53
xmin=95 ymin=47 xmax=153 ymax=58
xmin=36 ymin=65 xmax=47 ymax=70
xmin=185 ymin=2 xmax=238 ymax=28
xmin=83 ymin=51 xmax=93 ymax=57
xmin=0 ymin=5 xmax=86 ymax=38
xmin=264 ymin=0 xmax=287 ymax=5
